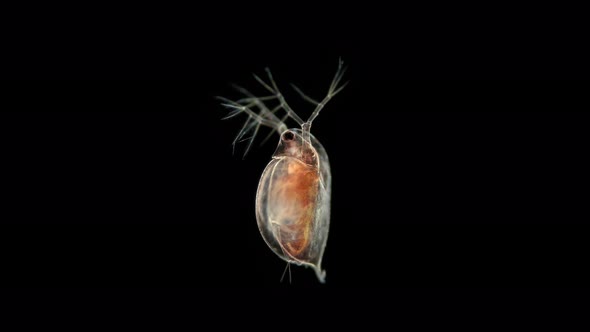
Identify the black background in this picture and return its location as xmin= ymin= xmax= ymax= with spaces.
xmin=2 ymin=4 xmax=589 ymax=295
xmin=3 ymin=81 xmax=589 ymax=290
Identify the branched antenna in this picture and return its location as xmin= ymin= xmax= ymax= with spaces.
xmin=218 ymin=59 xmax=348 ymax=156
xmin=292 ymin=58 xmax=349 ymax=143
xmin=256 ymin=69 xmax=305 ymax=126
xmin=307 ymin=58 xmax=348 ymax=125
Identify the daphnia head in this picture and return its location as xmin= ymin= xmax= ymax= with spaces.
xmin=272 ymin=128 xmax=319 ymax=167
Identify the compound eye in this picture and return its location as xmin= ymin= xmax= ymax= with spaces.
xmin=282 ymin=131 xmax=295 ymax=141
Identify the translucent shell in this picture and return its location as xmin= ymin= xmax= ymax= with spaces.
xmin=256 ymin=129 xmax=331 ymax=283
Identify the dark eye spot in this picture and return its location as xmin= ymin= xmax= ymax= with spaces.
xmin=282 ymin=131 xmax=294 ymax=141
